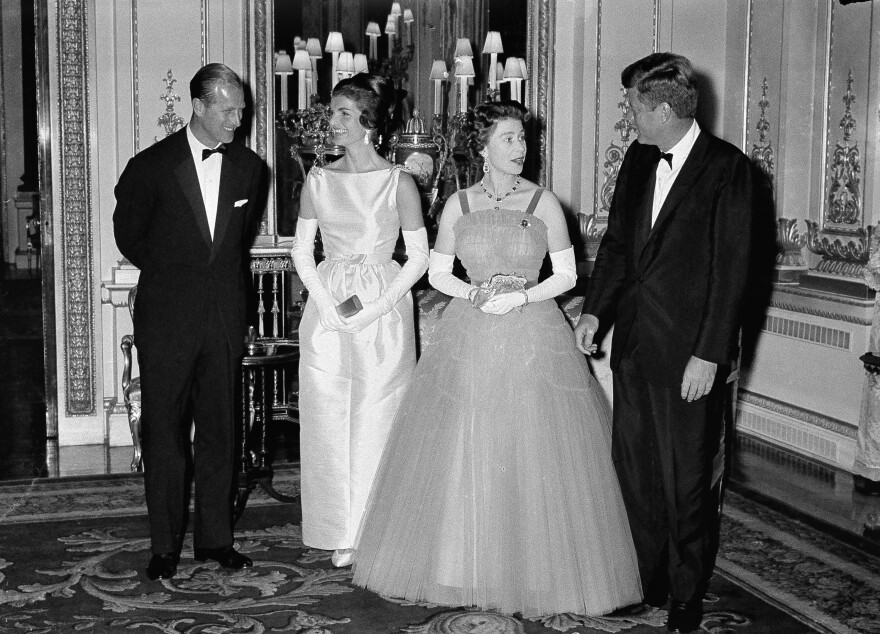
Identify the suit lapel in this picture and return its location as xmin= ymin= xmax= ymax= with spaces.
xmin=648 ymin=131 xmax=711 ymax=238
xmin=173 ymin=132 xmax=213 ymax=249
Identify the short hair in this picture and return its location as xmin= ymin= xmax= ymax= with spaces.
xmin=621 ymin=52 xmax=698 ymax=119
xmin=470 ymin=100 xmax=530 ymax=152
xmin=332 ymin=74 xmax=396 ymax=136
xmin=190 ymin=63 xmax=244 ymax=104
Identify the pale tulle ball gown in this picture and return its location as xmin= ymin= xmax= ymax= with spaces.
xmin=352 ymin=189 xmax=642 ymax=617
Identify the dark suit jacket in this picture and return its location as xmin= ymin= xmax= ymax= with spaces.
xmin=584 ymin=131 xmax=755 ymax=387
xmin=113 ymin=128 xmax=265 ymax=359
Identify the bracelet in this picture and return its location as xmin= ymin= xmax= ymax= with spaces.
xmin=519 ymin=289 xmax=529 ymax=306
xmin=468 ymin=287 xmax=479 ymax=304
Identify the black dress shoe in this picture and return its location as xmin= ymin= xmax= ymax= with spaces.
xmin=667 ymin=598 xmax=703 ymax=632
xmin=193 ymin=545 xmax=253 ymax=569
xmin=854 ymin=474 xmax=880 ymax=496
xmin=146 ymin=553 xmax=179 ymax=580
xmin=643 ymin=590 xmax=668 ymax=608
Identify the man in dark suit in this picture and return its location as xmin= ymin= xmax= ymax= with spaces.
xmin=114 ymin=63 xmax=265 ymax=580
xmin=574 ymin=53 xmax=755 ymax=633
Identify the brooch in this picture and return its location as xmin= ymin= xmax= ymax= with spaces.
xmin=520 ymin=219 xmax=531 ymax=228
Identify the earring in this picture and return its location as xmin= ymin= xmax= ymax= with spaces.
xmin=483 ymin=161 xmax=490 ymax=173
xmin=363 ymin=130 xmax=371 ymax=145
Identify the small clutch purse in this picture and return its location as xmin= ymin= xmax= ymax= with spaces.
xmin=336 ymin=295 xmax=363 ymax=317
xmin=470 ymin=273 xmax=527 ymax=308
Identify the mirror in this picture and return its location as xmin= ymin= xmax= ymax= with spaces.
xmin=249 ymin=0 xmax=553 ymax=244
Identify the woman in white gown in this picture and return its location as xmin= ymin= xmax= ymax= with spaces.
xmin=352 ymin=101 xmax=642 ymax=617
xmin=291 ymin=74 xmax=428 ymax=568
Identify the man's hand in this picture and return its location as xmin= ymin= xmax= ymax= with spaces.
xmin=574 ymin=314 xmax=599 ymax=355
xmin=681 ymin=356 xmax=717 ymax=402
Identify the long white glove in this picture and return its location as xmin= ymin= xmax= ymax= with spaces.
xmin=344 ymin=227 xmax=429 ymax=332
xmin=428 ymin=250 xmax=476 ymax=299
xmin=480 ymin=246 xmax=578 ymax=315
xmin=291 ymin=217 xmax=351 ymax=332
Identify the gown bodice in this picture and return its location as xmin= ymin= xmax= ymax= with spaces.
xmin=307 ymin=165 xmax=403 ymax=258
xmin=453 ymin=193 xmax=549 ymax=284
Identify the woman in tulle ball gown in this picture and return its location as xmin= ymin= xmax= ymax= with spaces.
xmin=291 ymin=74 xmax=428 ymax=569
xmin=352 ymin=101 xmax=642 ymax=617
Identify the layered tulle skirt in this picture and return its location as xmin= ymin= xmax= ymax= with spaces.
xmin=352 ymin=297 xmax=642 ymax=617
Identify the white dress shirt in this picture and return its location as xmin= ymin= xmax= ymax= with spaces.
xmin=186 ymin=125 xmax=223 ymax=239
xmin=651 ymin=119 xmax=701 ymax=227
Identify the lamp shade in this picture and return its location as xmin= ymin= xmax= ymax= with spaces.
xmin=274 ymin=51 xmax=293 ymax=73
xmin=365 ymin=21 xmax=381 ymax=37
xmin=503 ymin=56 xmax=523 ymax=79
xmin=293 ymin=36 xmax=303 ymax=50
xmin=482 ymin=31 xmax=504 ymax=54
xmin=454 ymin=38 xmax=473 ymax=58
xmin=291 ymin=49 xmax=311 ymax=71
xmin=337 ymin=51 xmax=355 ymax=73
xmin=454 ymin=56 xmax=475 ymax=78
xmin=385 ymin=17 xmax=398 ymax=36
xmin=390 ymin=2 xmax=402 ymax=16
xmin=353 ymin=53 xmax=369 ymax=73
xmin=305 ymin=37 xmax=322 ymax=58
xmin=325 ymin=31 xmax=344 ymax=53
xmin=403 ymin=8 xmax=414 ymax=23
xmin=519 ymin=57 xmax=529 ymax=79
xmin=429 ymin=60 xmax=448 ymax=80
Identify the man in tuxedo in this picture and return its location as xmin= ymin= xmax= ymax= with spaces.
xmin=114 ymin=63 xmax=266 ymax=580
xmin=574 ymin=53 xmax=755 ymax=633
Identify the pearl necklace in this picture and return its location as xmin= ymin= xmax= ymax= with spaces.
xmin=480 ymin=175 xmax=522 ymax=210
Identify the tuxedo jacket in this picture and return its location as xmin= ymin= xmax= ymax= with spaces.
xmin=584 ymin=131 xmax=755 ymax=387
xmin=114 ymin=128 xmax=266 ymax=359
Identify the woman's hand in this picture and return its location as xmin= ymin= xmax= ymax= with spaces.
xmin=340 ymin=300 xmax=385 ymax=333
xmin=314 ymin=300 xmax=355 ymax=332
xmin=479 ymin=291 xmax=527 ymax=315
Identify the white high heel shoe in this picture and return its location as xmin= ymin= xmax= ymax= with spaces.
xmin=331 ymin=548 xmax=354 ymax=567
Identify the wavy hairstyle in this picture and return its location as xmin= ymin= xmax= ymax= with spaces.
xmin=469 ymin=100 xmax=530 ymax=153
xmin=621 ymin=52 xmax=698 ymax=119
xmin=332 ymin=73 xmax=396 ymax=138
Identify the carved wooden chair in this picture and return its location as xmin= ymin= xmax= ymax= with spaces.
xmin=119 ymin=286 xmax=142 ymax=472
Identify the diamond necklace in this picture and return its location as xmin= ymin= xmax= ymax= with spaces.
xmin=480 ymin=175 xmax=522 ymax=210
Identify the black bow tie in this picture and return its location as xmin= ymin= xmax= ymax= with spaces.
xmin=202 ymin=144 xmax=227 ymax=161
xmin=658 ymin=152 xmax=673 ymax=168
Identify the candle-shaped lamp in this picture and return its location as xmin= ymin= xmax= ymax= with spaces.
xmin=390 ymin=2 xmax=402 ymax=17
xmin=454 ymin=37 xmax=474 ymax=58
xmin=503 ymin=56 xmax=524 ymax=102
xmin=353 ymin=53 xmax=369 ymax=74
xmin=365 ymin=22 xmax=381 ymax=60
xmin=429 ymin=60 xmax=448 ymax=116
xmin=403 ymin=8 xmax=415 ymax=45
xmin=482 ymin=31 xmax=504 ymax=94
xmin=274 ymin=50 xmax=293 ymax=111
xmin=454 ymin=56 xmax=475 ymax=113
xmin=337 ymin=51 xmax=355 ymax=81
xmin=291 ymin=49 xmax=311 ymax=110
xmin=325 ymin=31 xmax=345 ymax=90
xmin=518 ymin=57 xmax=529 ymax=104
xmin=385 ymin=16 xmax=398 ymax=57
xmin=305 ymin=37 xmax=322 ymax=98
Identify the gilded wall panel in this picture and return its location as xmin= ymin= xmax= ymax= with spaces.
xmin=822 ymin=0 xmax=872 ymax=234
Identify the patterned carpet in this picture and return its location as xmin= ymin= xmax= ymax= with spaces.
xmin=1 ymin=470 xmax=878 ymax=633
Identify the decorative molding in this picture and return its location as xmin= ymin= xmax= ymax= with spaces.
xmin=741 ymin=0 xmax=754 ymax=151
xmin=652 ymin=0 xmax=659 ymax=53
xmin=131 ymin=0 xmax=140 ymax=153
xmin=738 ymin=390 xmax=857 ymax=438
xmin=201 ymin=0 xmax=207 ymax=66
xmin=768 ymin=299 xmax=871 ymax=326
xmin=578 ymin=212 xmax=606 ymax=261
xmin=532 ymin=0 xmax=553 ymax=188
xmin=58 ymin=0 xmax=96 ymax=416
xmin=598 ymin=88 xmax=634 ymax=217
xmin=155 ymin=69 xmax=185 ymax=142
xmin=825 ymin=70 xmax=862 ymax=227
xmin=776 ymin=217 xmax=805 ymax=267
xmin=750 ymin=77 xmax=775 ymax=185
xmin=254 ymin=0 xmax=269 ymax=237
xmin=806 ymin=219 xmax=870 ymax=278
xmin=591 ymin=0 xmax=602 ymax=217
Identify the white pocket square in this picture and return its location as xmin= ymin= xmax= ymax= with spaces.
xmin=234 ymin=199 xmax=248 ymax=208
